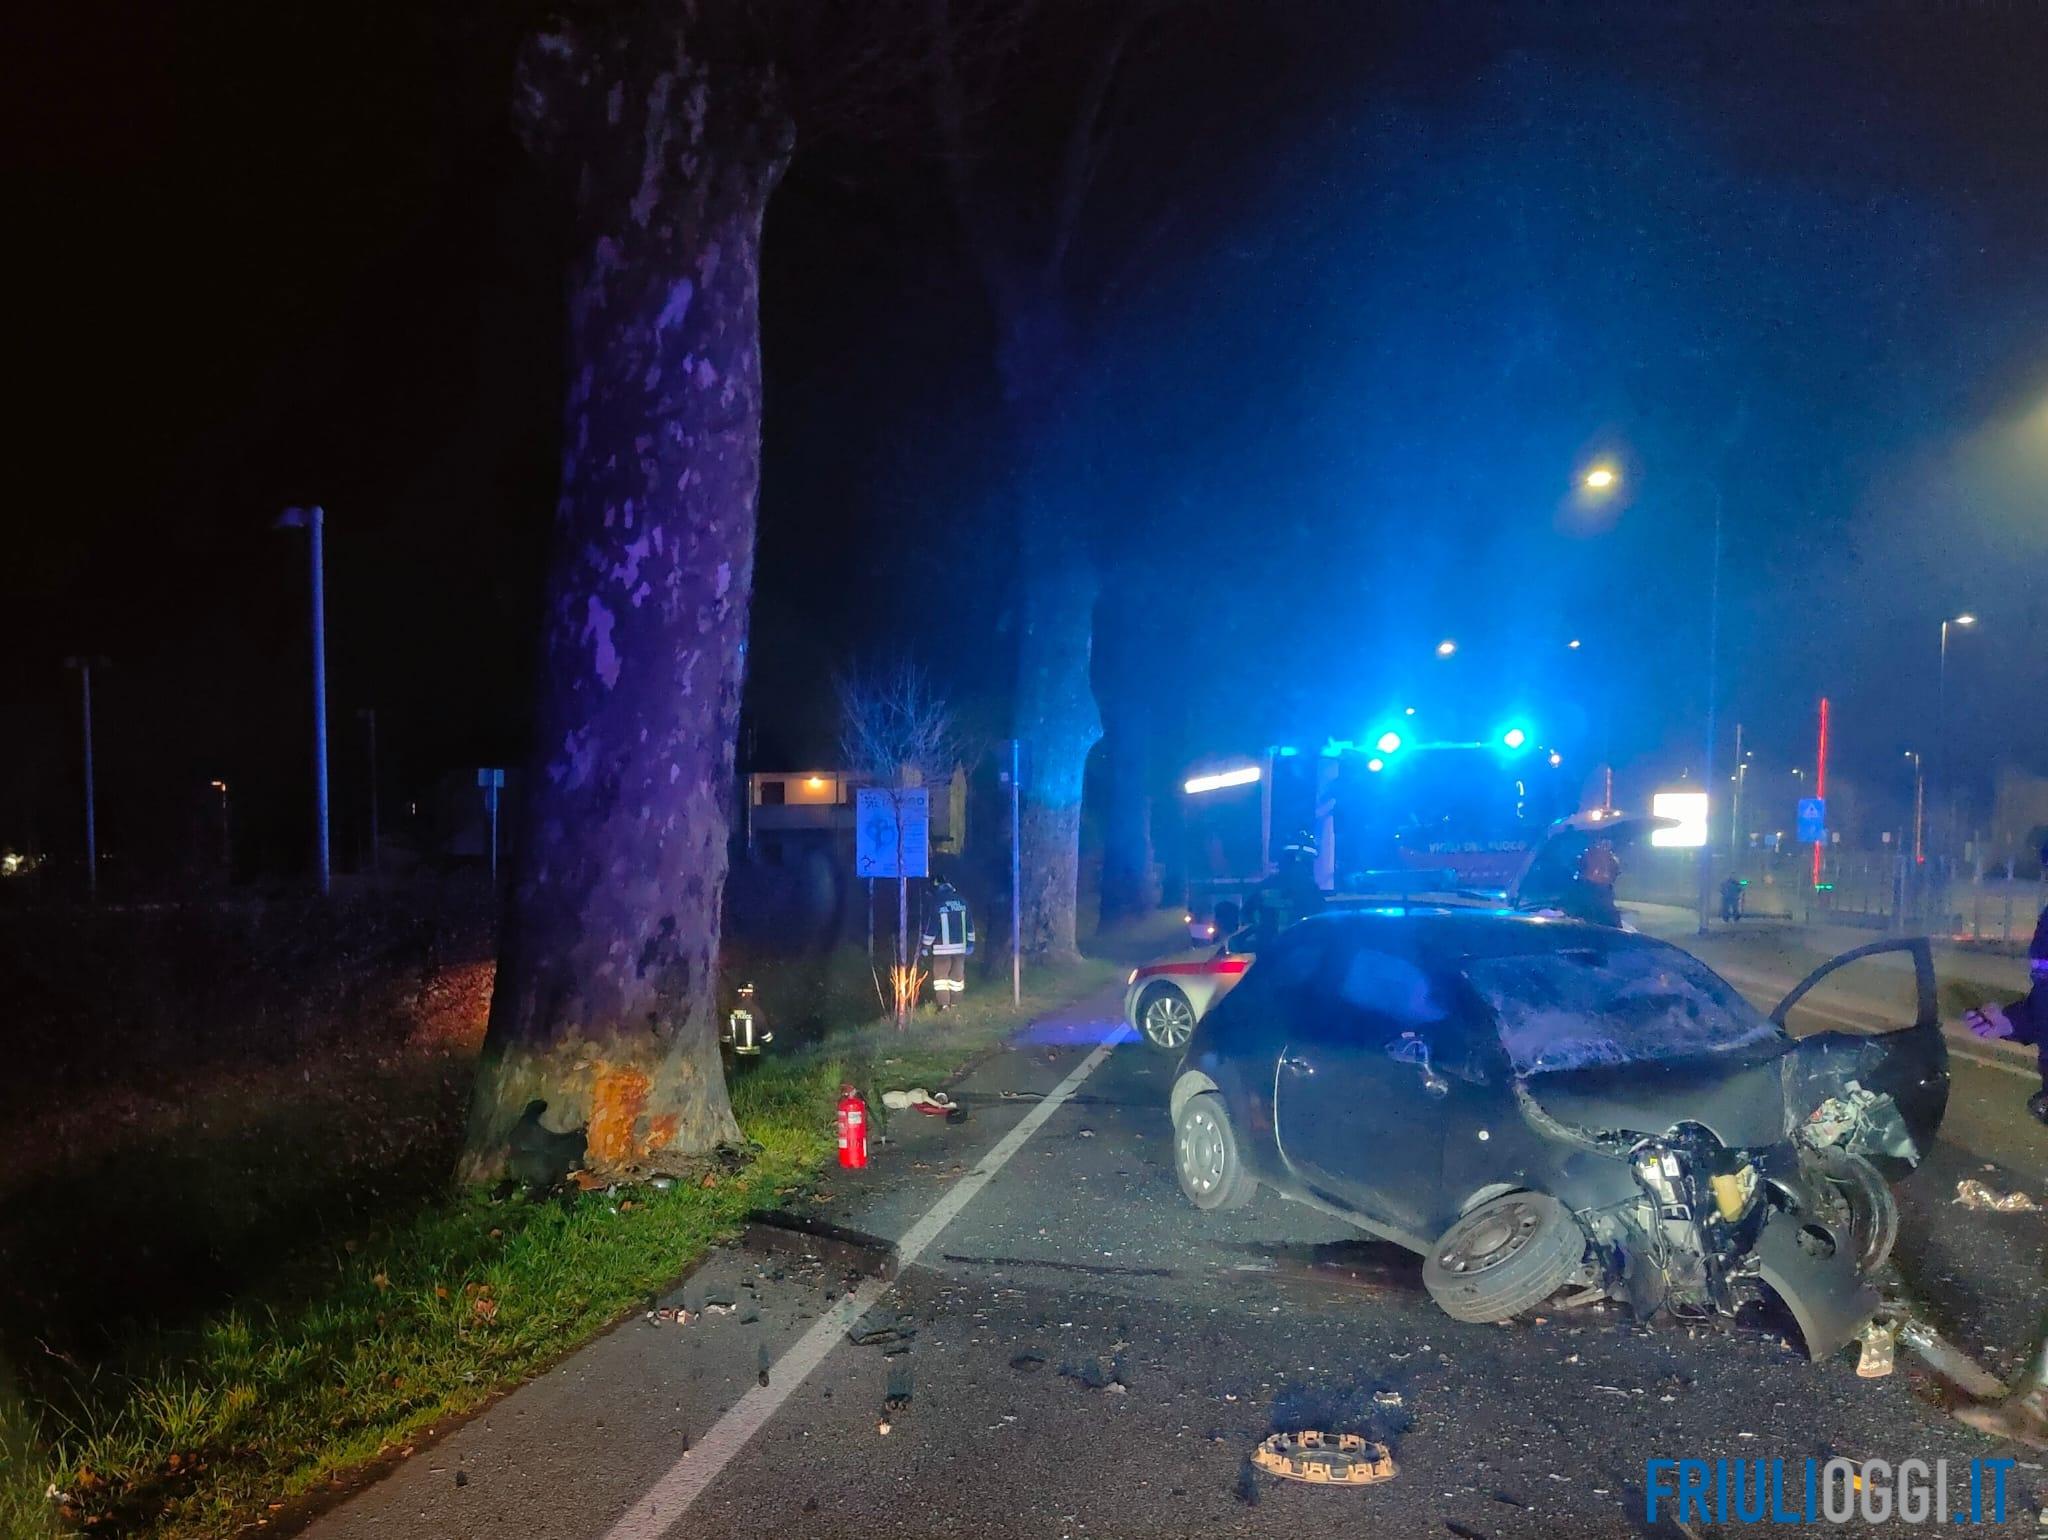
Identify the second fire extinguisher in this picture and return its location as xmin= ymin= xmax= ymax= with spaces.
xmin=836 ymin=1084 xmax=868 ymax=1169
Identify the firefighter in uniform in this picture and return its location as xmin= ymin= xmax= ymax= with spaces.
xmin=1249 ymin=831 xmax=1325 ymax=945
xmin=921 ymin=878 xmax=975 ymax=1010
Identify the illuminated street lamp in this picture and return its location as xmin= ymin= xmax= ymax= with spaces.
xmin=1933 ymin=612 xmax=1978 ymax=862
xmin=210 ymin=779 xmax=232 ymax=872
xmin=1571 ymin=455 xmax=1722 ymax=935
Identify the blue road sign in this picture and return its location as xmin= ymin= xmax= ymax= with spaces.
xmin=1797 ymin=797 xmax=1826 ymax=845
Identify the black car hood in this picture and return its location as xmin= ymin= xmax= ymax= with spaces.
xmin=1518 ymin=1053 xmax=1790 ymax=1150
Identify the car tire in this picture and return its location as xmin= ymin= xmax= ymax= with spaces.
xmin=1810 ymin=1147 xmax=1898 ymax=1274
xmin=1137 ymin=983 xmax=1198 ymax=1051
xmin=1422 ymin=1191 xmax=1586 ymax=1324
xmin=1174 ymin=1093 xmax=1257 ymax=1211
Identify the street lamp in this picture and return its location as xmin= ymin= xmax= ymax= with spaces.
xmin=210 ymin=779 xmax=231 ymax=872
xmin=1577 ymin=461 xmax=1722 ymax=934
xmin=62 ymin=656 xmax=106 ymax=900
xmin=275 ymin=506 xmax=330 ymax=895
xmin=1933 ymin=612 xmax=1978 ymax=866
xmin=1904 ymin=751 xmax=1924 ymax=865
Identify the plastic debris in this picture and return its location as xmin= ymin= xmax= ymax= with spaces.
xmin=1856 ymin=1319 xmax=1897 ymax=1379
xmin=1250 ymin=1431 xmax=1398 ymax=1486
xmin=1954 ymin=1179 xmax=2040 ymax=1213
xmin=1895 ymin=1316 xmax=2007 ymax=1399
xmin=1373 ymin=1389 xmax=1403 ymax=1409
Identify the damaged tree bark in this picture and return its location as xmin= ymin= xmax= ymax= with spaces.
xmin=461 ymin=10 xmax=792 ymax=1182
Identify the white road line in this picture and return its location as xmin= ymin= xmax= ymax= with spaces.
xmin=1716 ymin=967 xmax=2034 ymax=1081
xmin=599 ymin=1023 xmax=1133 ymax=1540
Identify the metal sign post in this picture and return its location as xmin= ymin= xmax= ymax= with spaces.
xmin=1011 ymin=738 xmax=1022 ymax=1005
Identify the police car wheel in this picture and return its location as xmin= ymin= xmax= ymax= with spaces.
xmin=1138 ymin=984 xmax=1197 ymax=1050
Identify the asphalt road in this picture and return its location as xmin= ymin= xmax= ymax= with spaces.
xmin=306 ymin=931 xmax=2047 ymax=1540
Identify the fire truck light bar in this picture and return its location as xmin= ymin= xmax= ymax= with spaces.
xmin=1183 ymin=765 xmax=1262 ymax=795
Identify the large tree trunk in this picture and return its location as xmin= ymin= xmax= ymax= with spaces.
xmin=1001 ymin=289 xmax=1101 ymax=964
xmin=461 ymin=14 xmax=791 ymax=1183
xmin=1015 ymin=513 xmax=1100 ymax=963
xmin=1094 ymin=576 xmax=1157 ymax=926
xmin=1097 ymin=704 xmax=1156 ymax=926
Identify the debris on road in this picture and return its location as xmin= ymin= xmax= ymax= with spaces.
xmin=885 ymin=1363 xmax=913 ymax=1413
xmin=1856 ymin=1319 xmax=1897 ymax=1379
xmin=1954 ymin=1179 xmax=2041 ymax=1213
xmin=1059 ymin=1356 xmax=1130 ymax=1392
xmin=1894 ymin=1315 xmax=2008 ymax=1399
xmin=848 ymin=1307 xmax=917 ymax=1349
xmin=1373 ymin=1389 xmax=1404 ymax=1409
xmin=1250 ymin=1431 xmax=1398 ymax=1486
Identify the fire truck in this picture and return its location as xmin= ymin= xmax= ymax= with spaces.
xmin=1178 ymin=717 xmax=1581 ymax=941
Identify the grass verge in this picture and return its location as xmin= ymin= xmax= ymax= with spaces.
xmin=3 ymin=954 xmax=1123 ymax=1539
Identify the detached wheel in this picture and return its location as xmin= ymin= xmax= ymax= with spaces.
xmin=1811 ymin=1148 xmax=1898 ymax=1274
xmin=1174 ymin=1093 xmax=1257 ymax=1211
xmin=1423 ymin=1192 xmax=1586 ymax=1323
xmin=1138 ymin=984 xmax=1197 ymax=1051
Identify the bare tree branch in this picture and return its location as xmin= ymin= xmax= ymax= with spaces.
xmin=837 ymin=661 xmax=959 ymax=789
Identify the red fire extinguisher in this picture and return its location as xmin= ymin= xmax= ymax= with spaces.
xmin=837 ymin=1085 xmax=868 ymax=1170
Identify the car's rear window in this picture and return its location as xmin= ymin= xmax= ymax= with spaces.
xmin=1464 ymin=945 xmax=1782 ymax=1075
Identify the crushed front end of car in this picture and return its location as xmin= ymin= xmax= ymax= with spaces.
xmin=1518 ymin=1091 xmax=1892 ymax=1359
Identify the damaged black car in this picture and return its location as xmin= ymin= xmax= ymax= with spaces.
xmin=1168 ymin=910 xmax=1948 ymax=1358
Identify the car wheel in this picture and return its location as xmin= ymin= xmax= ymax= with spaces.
xmin=1174 ymin=1093 xmax=1257 ymax=1211
xmin=1810 ymin=1147 xmax=1898 ymax=1274
xmin=1422 ymin=1191 xmax=1586 ymax=1323
xmin=1138 ymin=983 xmax=1197 ymax=1051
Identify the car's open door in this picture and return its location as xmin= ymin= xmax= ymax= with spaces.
xmin=1773 ymin=937 xmax=1948 ymax=1181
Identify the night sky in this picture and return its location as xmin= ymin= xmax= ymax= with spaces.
xmin=7 ymin=0 xmax=2045 ymax=880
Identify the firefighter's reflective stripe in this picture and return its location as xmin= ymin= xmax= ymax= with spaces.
xmin=927 ymin=897 xmax=972 ymax=955
xmin=932 ymin=978 xmax=966 ymax=992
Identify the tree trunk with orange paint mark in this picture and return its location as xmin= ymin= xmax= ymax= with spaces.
xmin=460 ymin=8 xmax=791 ymax=1182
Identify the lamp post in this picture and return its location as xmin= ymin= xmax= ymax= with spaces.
xmin=1582 ymin=463 xmax=1722 ymax=935
xmin=63 ymin=656 xmax=104 ymax=900
xmin=1729 ymin=726 xmax=1749 ymax=862
xmin=275 ymin=506 xmax=330 ymax=895
xmin=210 ymin=779 xmax=231 ymax=873
xmin=1933 ymin=613 xmax=1976 ymax=868
xmin=1905 ymin=750 xmax=1925 ymax=866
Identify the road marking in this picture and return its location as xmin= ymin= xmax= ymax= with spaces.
xmin=1716 ymin=967 xmax=2034 ymax=1081
xmin=600 ymin=1022 xmax=1133 ymax=1540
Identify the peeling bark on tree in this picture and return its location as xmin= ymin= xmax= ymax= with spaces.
xmin=461 ymin=11 xmax=792 ymax=1183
